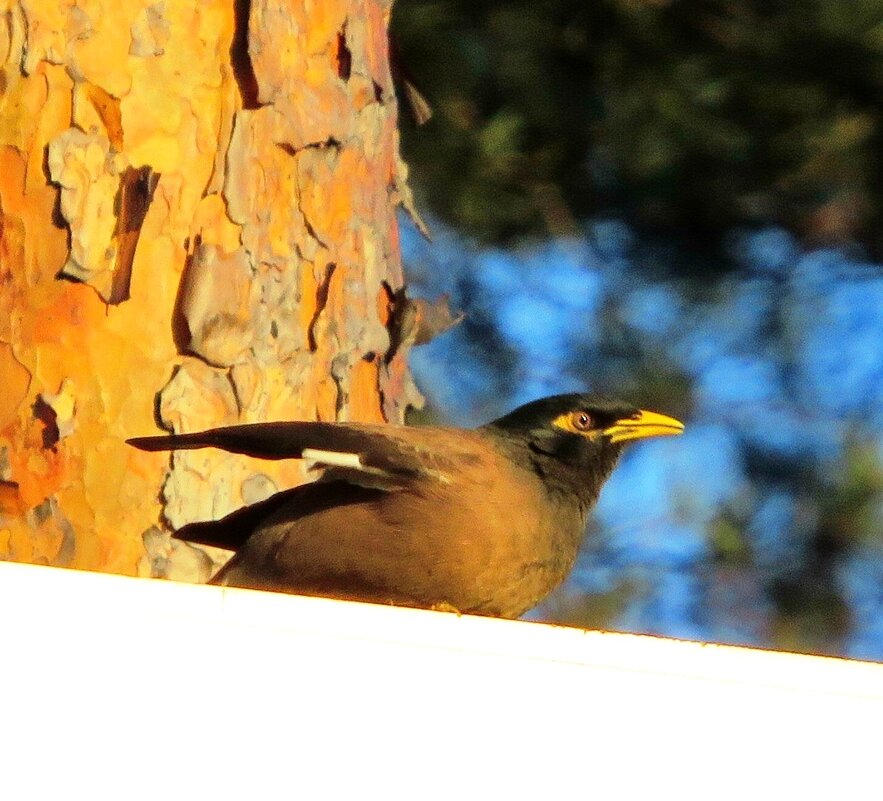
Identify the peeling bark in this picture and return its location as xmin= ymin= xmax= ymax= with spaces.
xmin=0 ymin=0 xmax=424 ymax=579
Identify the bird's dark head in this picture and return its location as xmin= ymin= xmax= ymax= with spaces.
xmin=483 ymin=393 xmax=684 ymax=504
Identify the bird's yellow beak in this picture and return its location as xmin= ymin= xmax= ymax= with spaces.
xmin=603 ymin=410 xmax=685 ymax=444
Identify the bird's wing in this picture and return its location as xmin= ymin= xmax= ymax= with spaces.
xmin=128 ymin=422 xmax=481 ymax=484
xmin=130 ymin=423 xmax=492 ymax=551
xmin=173 ymin=485 xmax=305 ymax=550
xmin=172 ymin=480 xmax=387 ymax=551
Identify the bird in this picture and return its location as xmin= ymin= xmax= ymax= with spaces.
xmin=128 ymin=393 xmax=684 ymax=618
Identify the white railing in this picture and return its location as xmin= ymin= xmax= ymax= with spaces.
xmin=0 ymin=560 xmax=880 ymax=800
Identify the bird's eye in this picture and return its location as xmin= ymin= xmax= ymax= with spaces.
xmin=571 ymin=411 xmax=593 ymax=431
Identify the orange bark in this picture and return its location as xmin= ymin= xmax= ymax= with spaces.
xmin=0 ymin=0 xmax=421 ymax=581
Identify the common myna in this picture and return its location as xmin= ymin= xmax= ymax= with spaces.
xmin=128 ymin=394 xmax=683 ymax=618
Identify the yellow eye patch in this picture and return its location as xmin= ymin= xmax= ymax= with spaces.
xmin=552 ymin=411 xmax=596 ymax=435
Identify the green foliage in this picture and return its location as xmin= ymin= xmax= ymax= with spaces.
xmin=397 ymin=3 xmax=883 ymax=656
xmin=394 ymin=0 xmax=883 ymax=254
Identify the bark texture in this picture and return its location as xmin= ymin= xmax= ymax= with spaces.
xmin=0 ymin=0 xmax=421 ymax=581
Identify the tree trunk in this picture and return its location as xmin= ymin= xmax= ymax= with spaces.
xmin=0 ymin=0 xmax=420 ymax=581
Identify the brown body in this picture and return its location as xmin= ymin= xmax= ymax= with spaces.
xmin=213 ymin=429 xmax=587 ymax=617
xmin=128 ymin=394 xmax=683 ymax=618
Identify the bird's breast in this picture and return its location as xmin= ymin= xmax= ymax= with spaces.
xmin=392 ymin=460 xmax=587 ymax=617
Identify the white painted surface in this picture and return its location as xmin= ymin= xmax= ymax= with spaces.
xmin=0 ymin=560 xmax=879 ymax=800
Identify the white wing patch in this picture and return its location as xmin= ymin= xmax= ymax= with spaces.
xmin=301 ymin=448 xmax=387 ymax=475
xmin=301 ymin=446 xmax=452 ymax=488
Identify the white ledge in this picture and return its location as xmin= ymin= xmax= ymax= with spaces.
xmin=0 ymin=559 xmax=880 ymax=800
